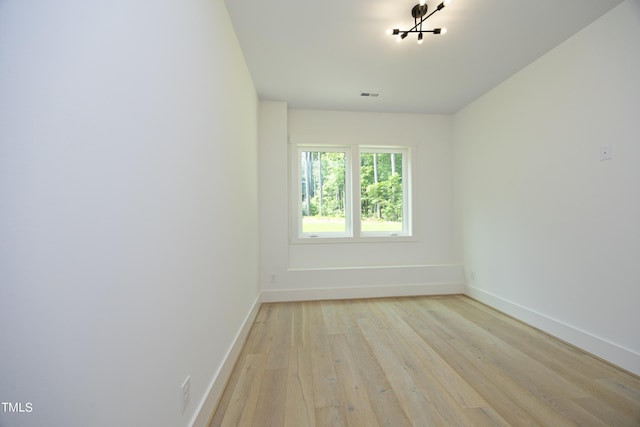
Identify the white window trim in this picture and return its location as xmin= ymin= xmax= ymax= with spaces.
xmin=289 ymin=136 xmax=416 ymax=244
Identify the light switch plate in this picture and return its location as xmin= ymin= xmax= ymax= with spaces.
xmin=600 ymin=144 xmax=612 ymax=161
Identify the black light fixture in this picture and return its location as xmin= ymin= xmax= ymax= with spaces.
xmin=387 ymin=0 xmax=451 ymax=44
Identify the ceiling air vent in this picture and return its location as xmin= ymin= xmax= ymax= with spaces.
xmin=360 ymin=92 xmax=380 ymax=97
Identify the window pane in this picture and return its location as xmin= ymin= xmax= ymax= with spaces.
xmin=300 ymin=151 xmax=346 ymax=234
xmin=360 ymin=152 xmax=403 ymax=233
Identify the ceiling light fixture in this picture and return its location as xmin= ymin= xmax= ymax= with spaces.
xmin=387 ymin=0 xmax=451 ymax=44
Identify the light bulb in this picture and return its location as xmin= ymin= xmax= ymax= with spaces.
xmin=386 ymin=28 xmax=393 ymax=35
xmin=441 ymin=28 xmax=447 ymax=34
xmin=419 ymin=0 xmax=426 ymax=5
xmin=444 ymin=0 xmax=452 ymax=5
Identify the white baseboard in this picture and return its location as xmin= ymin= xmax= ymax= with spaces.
xmin=466 ymin=285 xmax=640 ymax=376
xmin=262 ymin=282 xmax=464 ymax=303
xmin=189 ymin=294 xmax=262 ymax=427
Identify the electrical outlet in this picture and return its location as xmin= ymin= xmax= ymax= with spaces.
xmin=181 ymin=376 xmax=190 ymax=413
xmin=470 ymin=271 xmax=476 ymax=281
xmin=269 ymin=274 xmax=276 ymax=284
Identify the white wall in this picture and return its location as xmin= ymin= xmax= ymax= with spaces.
xmin=453 ymin=0 xmax=640 ymax=375
xmin=259 ymin=105 xmax=464 ymax=301
xmin=0 ymin=1 xmax=259 ymax=426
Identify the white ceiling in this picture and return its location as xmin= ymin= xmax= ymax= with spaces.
xmin=224 ymin=0 xmax=623 ymax=114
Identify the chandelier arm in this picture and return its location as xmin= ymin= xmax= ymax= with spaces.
xmin=403 ymin=29 xmax=439 ymax=33
xmin=403 ymin=4 xmax=444 ymax=33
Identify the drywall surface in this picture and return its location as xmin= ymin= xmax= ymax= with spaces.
xmin=453 ymin=0 xmax=640 ymax=374
xmin=259 ymin=105 xmax=464 ymax=298
xmin=0 ymin=1 xmax=259 ymax=425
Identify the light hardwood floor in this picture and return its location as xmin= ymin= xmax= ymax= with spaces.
xmin=210 ymin=295 xmax=640 ymax=426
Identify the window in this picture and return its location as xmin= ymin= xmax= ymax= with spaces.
xmin=360 ymin=148 xmax=408 ymax=236
xmin=299 ymin=148 xmax=350 ymax=237
xmin=292 ymin=142 xmax=412 ymax=241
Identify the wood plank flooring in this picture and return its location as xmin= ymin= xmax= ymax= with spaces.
xmin=210 ymin=295 xmax=640 ymax=426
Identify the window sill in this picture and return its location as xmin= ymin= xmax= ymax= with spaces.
xmin=290 ymin=235 xmax=418 ymax=245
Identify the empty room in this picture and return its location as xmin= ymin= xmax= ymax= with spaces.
xmin=0 ymin=0 xmax=638 ymax=426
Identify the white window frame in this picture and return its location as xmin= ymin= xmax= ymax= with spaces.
xmin=289 ymin=136 xmax=415 ymax=244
